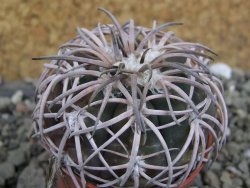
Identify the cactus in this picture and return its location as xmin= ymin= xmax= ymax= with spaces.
xmin=32 ymin=8 xmax=228 ymax=188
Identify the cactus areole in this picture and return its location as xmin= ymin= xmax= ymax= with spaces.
xmin=32 ymin=8 xmax=228 ymax=188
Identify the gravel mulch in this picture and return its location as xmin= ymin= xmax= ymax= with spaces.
xmin=0 ymin=69 xmax=250 ymax=188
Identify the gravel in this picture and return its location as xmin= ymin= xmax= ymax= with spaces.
xmin=0 ymin=162 xmax=15 ymax=184
xmin=204 ymin=171 xmax=221 ymax=188
xmin=0 ymin=69 xmax=250 ymax=187
xmin=191 ymin=68 xmax=250 ymax=188
xmin=11 ymin=90 xmax=24 ymax=104
xmin=0 ymin=80 xmax=45 ymax=188
xmin=17 ymin=161 xmax=45 ymax=188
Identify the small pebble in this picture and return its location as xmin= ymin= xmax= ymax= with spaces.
xmin=238 ymin=160 xmax=249 ymax=174
xmin=210 ymin=161 xmax=222 ymax=173
xmin=11 ymin=90 xmax=23 ymax=104
xmin=0 ymin=97 xmax=11 ymax=111
xmin=232 ymin=178 xmax=243 ymax=187
xmin=0 ymin=176 xmax=4 ymax=186
xmin=17 ymin=161 xmax=45 ymax=188
xmin=227 ymin=166 xmax=242 ymax=177
xmin=7 ymin=148 xmax=26 ymax=167
xmin=220 ymin=171 xmax=232 ymax=184
xmin=16 ymin=102 xmax=29 ymax=113
xmin=204 ymin=170 xmax=220 ymax=188
xmin=244 ymin=149 xmax=250 ymax=159
xmin=246 ymin=179 xmax=250 ymax=187
xmin=0 ymin=162 xmax=15 ymax=180
xmin=0 ymin=146 xmax=7 ymax=161
xmin=209 ymin=63 xmax=232 ymax=79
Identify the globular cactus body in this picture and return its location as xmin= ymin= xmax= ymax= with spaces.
xmin=33 ymin=8 xmax=227 ymax=188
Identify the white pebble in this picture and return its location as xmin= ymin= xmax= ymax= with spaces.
xmin=209 ymin=63 xmax=232 ymax=79
xmin=225 ymin=127 xmax=231 ymax=137
xmin=11 ymin=90 xmax=23 ymax=104
xmin=244 ymin=149 xmax=250 ymax=159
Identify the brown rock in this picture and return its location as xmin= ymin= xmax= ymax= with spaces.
xmin=16 ymin=102 xmax=29 ymax=113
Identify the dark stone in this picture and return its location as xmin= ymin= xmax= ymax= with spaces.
xmin=0 ymin=176 xmax=4 ymax=186
xmin=0 ymin=146 xmax=7 ymax=161
xmin=30 ymin=143 xmax=44 ymax=157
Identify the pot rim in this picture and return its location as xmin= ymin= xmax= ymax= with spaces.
xmin=178 ymin=131 xmax=213 ymax=188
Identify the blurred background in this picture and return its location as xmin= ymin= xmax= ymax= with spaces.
xmin=0 ymin=0 xmax=249 ymax=80
xmin=0 ymin=0 xmax=250 ymax=188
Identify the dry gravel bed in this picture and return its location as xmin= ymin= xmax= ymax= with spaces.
xmin=0 ymin=69 xmax=250 ymax=188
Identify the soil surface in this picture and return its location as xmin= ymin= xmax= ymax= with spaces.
xmin=0 ymin=0 xmax=250 ymax=80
